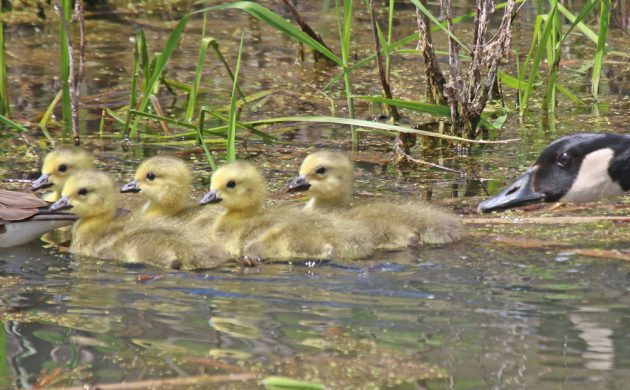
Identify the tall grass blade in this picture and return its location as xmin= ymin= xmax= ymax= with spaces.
xmin=129 ymin=109 xmax=197 ymax=130
xmin=185 ymin=12 xmax=210 ymax=122
xmin=0 ymin=16 xmax=8 ymax=116
xmin=122 ymin=30 xmax=145 ymax=138
xmin=385 ymin=0 xmax=394 ymax=82
xmin=334 ymin=0 xmax=357 ymax=147
xmin=127 ymin=16 xmax=189 ymax=138
xmin=197 ymin=108 xmax=218 ymax=170
xmin=207 ymin=38 xmax=247 ymax=102
xmin=0 ymin=113 xmax=29 ymax=133
xmin=322 ymin=1 xmax=521 ymax=91
xmin=262 ymin=376 xmax=325 ymax=390
xmin=324 ymin=33 xmax=417 ymax=90
xmin=557 ymin=2 xmax=599 ymax=43
xmin=520 ymin=3 xmax=558 ymax=114
xmin=195 ymin=2 xmax=342 ymax=66
xmin=355 ymin=95 xmax=451 ymax=117
xmin=409 ymin=0 xmax=469 ymax=52
xmin=227 ymin=32 xmax=246 ymax=162
xmin=201 ymin=107 xmax=276 ymax=144
xmin=57 ymin=0 xmax=73 ymax=134
xmin=246 ymin=116 xmax=515 ymax=144
xmin=592 ymin=0 xmax=610 ymax=98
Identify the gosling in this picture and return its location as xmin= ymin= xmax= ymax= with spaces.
xmin=288 ymin=151 xmax=464 ymax=249
xmin=200 ymin=161 xmax=374 ymax=263
xmin=50 ymin=170 xmax=228 ymax=270
xmin=32 ymin=146 xmax=95 ymax=202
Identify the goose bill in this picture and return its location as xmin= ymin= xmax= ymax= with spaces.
xmin=478 ymin=168 xmax=545 ymax=213
xmin=32 ymin=174 xmax=53 ymax=190
xmin=49 ymin=196 xmax=73 ymax=212
xmin=287 ymin=175 xmax=311 ymax=192
xmin=200 ymin=190 xmax=222 ymax=205
xmin=120 ymin=179 xmax=141 ymax=193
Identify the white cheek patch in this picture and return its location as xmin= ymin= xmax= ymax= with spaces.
xmin=561 ymin=148 xmax=625 ymax=202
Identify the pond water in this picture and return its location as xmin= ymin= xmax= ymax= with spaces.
xmin=1 ymin=1 xmax=630 ymax=388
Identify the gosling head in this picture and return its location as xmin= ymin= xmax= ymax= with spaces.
xmin=49 ymin=170 xmax=116 ymax=219
xmin=200 ymin=161 xmax=265 ymax=213
xmin=32 ymin=147 xmax=95 ymax=196
xmin=121 ymin=156 xmax=193 ymax=214
xmin=287 ymin=151 xmax=354 ymax=208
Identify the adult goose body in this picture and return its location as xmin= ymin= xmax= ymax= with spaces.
xmin=0 ymin=190 xmax=76 ymax=247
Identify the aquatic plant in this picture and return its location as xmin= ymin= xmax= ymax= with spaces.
xmin=0 ymin=4 xmax=9 ymax=117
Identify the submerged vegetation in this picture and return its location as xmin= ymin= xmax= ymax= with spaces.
xmin=0 ymin=0 xmax=622 ymax=164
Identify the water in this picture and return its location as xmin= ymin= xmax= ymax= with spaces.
xmin=1 ymin=1 xmax=630 ymax=388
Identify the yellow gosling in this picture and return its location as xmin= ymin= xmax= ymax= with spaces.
xmin=120 ymin=156 xmax=202 ymax=220
xmin=200 ymin=161 xmax=373 ymax=263
xmin=288 ymin=151 xmax=464 ymax=248
xmin=32 ymin=147 xmax=95 ymax=202
xmin=50 ymin=170 xmax=227 ymax=270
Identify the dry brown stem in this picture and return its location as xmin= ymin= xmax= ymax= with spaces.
xmin=416 ymin=1 xmax=447 ymax=105
xmin=368 ymin=0 xmax=400 ymax=122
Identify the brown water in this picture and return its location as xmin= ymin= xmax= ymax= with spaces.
xmin=1 ymin=1 xmax=630 ymax=388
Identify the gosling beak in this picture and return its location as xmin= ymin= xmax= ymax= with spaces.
xmin=287 ymin=175 xmax=311 ymax=193
xmin=477 ymin=167 xmax=545 ymax=213
xmin=200 ymin=189 xmax=222 ymax=205
xmin=120 ymin=179 xmax=141 ymax=193
xmin=32 ymin=173 xmax=53 ymax=190
xmin=49 ymin=196 xmax=73 ymax=212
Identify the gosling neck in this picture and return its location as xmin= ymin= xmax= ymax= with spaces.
xmin=213 ymin=200 xmax=264 ymax=233
xmin=73 ymin=207 xmax=117 ymax=242
xmin=305 ymin=192 xmax=352 ymax=211
xmin=142 ymin=197 xmax=194 ymax=218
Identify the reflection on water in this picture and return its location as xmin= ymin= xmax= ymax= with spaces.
xmin=2 ymin=239 xmax=630 ymax=388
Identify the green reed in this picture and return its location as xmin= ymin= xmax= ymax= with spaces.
xmin=226 ymin=32 xmax=246 ymax=162
xmin=185 ymin=12 xmax=210 ymax=123
xmin=58 ymin=0 xmax=72 ymax=135
xmin=0 ymin=10 xmax=9 ymax=117
xmin=125 ymin=16 xmax=189 ymax=139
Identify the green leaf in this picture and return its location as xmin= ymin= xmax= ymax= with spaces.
xmin=185 ymin=12 xmax=211 ymax=122
xmin=194 ymin=2 xmax=342 ymax=66
xmin=592 ymin=0 xmax=610 ymax=98
xmin=355 ymin=95 xmax=451 ymax=117
xmin=521 ymin=4 xmax=559 ymax=113
xmin=245 ymin=115 xmax=516 ymax=144
xmin=262 ymin=376 xmax=325 ymax=390
xmin=0 ymin=112 xmax=29 ymax=133
xmin=227 ymin=32 xmax=246 ymax=162
xmin=408 ymin=0 xmax=469 ymax=52
xmin=128 ymin=16 xmax=190 ymax=138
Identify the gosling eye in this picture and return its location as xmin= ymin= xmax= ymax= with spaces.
xmin=78 ymin=188 xmax=88 ymax=196
xmin=58 ymin=164 xmax=68 ymax=173
xmin=315 ymin=166 xmax=326 ymax=175
xmin=226 ymin=180 xmax=236 ymax=189
xmin=146 ymin=172 xmax=156 ymax=181
xmin=556 ymin=152 xmax=572 ymax=168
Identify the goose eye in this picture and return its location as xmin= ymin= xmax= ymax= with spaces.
xmin=556 ymin=152 xmax=572 ymax=168
xmin=146 ymin=172 xmax=156 ymax=181
xmin=226 ymin=180 xmax=236 ymax=189
xmin=315 ymin=166 xmax=326 ymax=175
xmin=78 ymin=188 xmax=88 ymax=196
xmin=58 ymin=164 xmax=68 ymax=173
